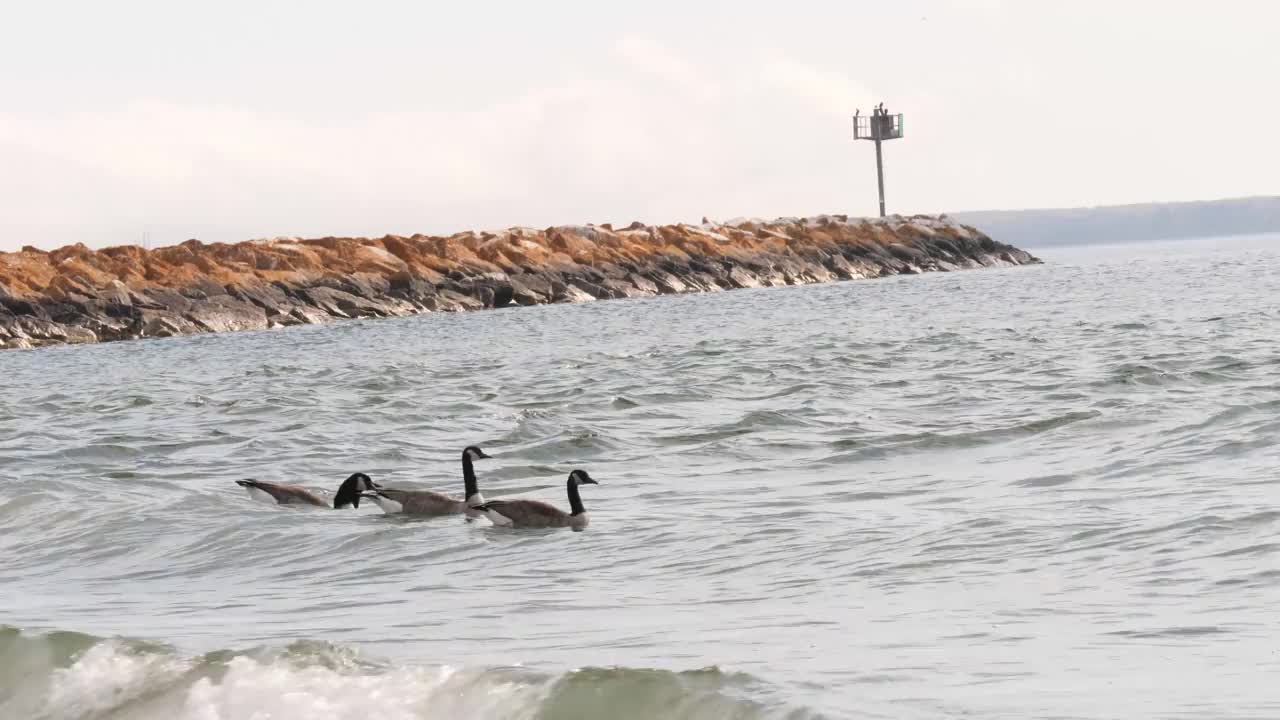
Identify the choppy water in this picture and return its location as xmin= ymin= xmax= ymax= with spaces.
xmin=3 ymin=234 xmax=1280 ymax=720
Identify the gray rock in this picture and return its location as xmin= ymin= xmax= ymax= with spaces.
xmin=886 ymin=243 xmax=929 ymax=264
xmin=18 ymin=317 xmax=67 ymax=341
xmin=83 ymin=316 xmax=134 ymax=342
xmin=554 ymin=284 xmax=597 ymax=304
xmin=570 ymin=278 xmax=615 ymax=300
xmin=299 ymin=287 xmax=357 ymax=318
xmin=140 ymin=288 xmax=194 ymax=313
xmin=726 ymin=266 xmax=763 ymax=289
xmin=228 ymin=282 xmax=295 ymax=318
xmin=184 ymin=297 xmax=270 ymax=333
xmin=388 ymin=271 xmax=436 ymax=303
xmin=644 ymin=270 xmax=688 ymax=295
xmin=599 ymin=278 xmax=652 ymax=298
xmin=63 ymin=327 xmax=98 ymax=344
xmin=509 ymin=274 xmax=553 ymax=305
xmin=628 ymin=274 xmax=660 ymax=295
xmin=290 ymin=306 xmax=334 ymax=325
xmin=138 ymin=311 xmax=201 ymax=338
xmin=431 ymin=289 xmax=487 ymax=312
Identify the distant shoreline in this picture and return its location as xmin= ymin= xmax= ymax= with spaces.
xmin=0 ymin=214 xmax=1040 ymax=351
xmin=951 ymin=195 xmax=1280 ymax=249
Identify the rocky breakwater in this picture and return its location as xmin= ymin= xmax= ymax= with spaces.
xmin=0 ymin=214 xmax=1039 ymax=350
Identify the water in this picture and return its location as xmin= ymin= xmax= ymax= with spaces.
xmin=2 ymin=234 xmax=1280 ymax=719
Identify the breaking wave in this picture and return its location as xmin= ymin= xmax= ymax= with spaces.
xmin=0 ymin=626 xmax=821 ymax=720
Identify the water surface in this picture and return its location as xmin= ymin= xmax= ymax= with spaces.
xmin=2 ymin=234 xmax=1279 ymax=719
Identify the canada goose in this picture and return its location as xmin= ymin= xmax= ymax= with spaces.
xmin=361 ymin=446 xmax=491 ymax=516
xmin=235 ymin=473 xmax=378 ymax=509
xmin=474 ymin=469 xmax=598 ymax=529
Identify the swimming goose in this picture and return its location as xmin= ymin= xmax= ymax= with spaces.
xmin=474 ymin=469 xmax=598 ymax=529
xmin=235 ymin=472 xmax=378 ymax=509
xmin=361 ymin=446 xmax=491 ymax=516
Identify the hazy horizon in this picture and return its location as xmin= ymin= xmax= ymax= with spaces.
xmin=3 ymin=1 xmax=1277 ymax=251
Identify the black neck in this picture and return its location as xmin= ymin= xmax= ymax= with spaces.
xmin=567 ymin=478 xmax=586 ymax=516
xmin=463 ymin=454 xmax=478 ymax=498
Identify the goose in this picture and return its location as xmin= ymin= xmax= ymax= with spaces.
xmin=361 ymin=446 xmax=491 ymax=516
xmin=474 ymin=469 xmax=598 ymax=529
xmin=235 ymin=472 xmax=377 ymax=509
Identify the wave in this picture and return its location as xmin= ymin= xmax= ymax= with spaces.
xmin=0 ymin=626 xmax=821 ymax=720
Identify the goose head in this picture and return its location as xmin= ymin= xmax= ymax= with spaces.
xmin=463 ymin=446 xmax=491 ymax=461
xmin=569 ymin=469 xmax=598 ymax=486
xmin=333 ymin=472 xmax=379 ymax=509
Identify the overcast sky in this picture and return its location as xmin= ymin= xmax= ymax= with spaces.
xmin=1 ymin=0 xmax=1276 ymax=251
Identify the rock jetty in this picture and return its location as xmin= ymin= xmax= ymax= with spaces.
xmin=0 ymin=214 xmax=1039 ymax=350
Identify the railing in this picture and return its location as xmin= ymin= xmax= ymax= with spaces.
xmin=853 ymin=113 xmax=904 ymax=141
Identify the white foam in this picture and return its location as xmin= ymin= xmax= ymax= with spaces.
xmin=29 ymin=645 xmax=544 ymax=720
xmin=40 ymin=641 xmax=191 ymax=720
xmin=183 ymin=658 xmax=541 ymax=720
xmin=10 ymin=639 xmax=801 ymax=720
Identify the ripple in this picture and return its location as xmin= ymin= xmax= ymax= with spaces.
xmin=3 ymin=235 xmax=1280 ymax=718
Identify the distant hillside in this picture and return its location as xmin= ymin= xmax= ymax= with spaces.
xmin=951 ymin=196 xmax=1280 ymax=248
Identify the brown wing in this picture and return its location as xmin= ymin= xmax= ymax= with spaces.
xmin=247 ymin=480 xmax=328 ymax=507
xmin=378 ymin=488 xmax=461 ymax=515
xmin=480 ymin=499 xmax=571 ymax=528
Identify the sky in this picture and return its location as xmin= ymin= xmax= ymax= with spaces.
xmin=1 ymin=0 xmax=1277 ymax=251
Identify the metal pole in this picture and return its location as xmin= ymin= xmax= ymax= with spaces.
xmin=874 ymin=136 xmax=886 ymax=217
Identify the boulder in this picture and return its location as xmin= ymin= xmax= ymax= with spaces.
xmin=17 ymin=317 xmax=67 ymax=341
xmin=289 ymin=306 xmax=334 ymax=325
xmin=138 ymin=310 xmax=201 ymax=338
xmin=98 ymin=281 xmax=134 ymax=318
xmin=184 ymin=297 xmax=270 ymax=333
xmin=431 ymin=289 xmax=486 ymax=312
xmin=555 ymin=283 xmax=597 ymax=304
xmin=227 ymin=282 xmax=296 ymax=318
xmin=599 ymin=277 xmax=654 ymax=298
xmin=509 ymin=274 xmax=553 ymax=306
xmin=387 ymin=270 xmax=436 ymax=303
xmin=726 ymin=266 xmax=763 ymax=289
xmin=628 ymin=273 xmax=660 ymax=296
xmin=63 ymin=326 xmax=98 ymax=344
xmin=645 ymin=270 xmax=688 ymax=295
xmin=570 ymin=278 xmax=614 ymax=300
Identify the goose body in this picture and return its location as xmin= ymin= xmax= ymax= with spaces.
xmin=236 ymin=473 xmax=377 ymax=509
xmin=364 ymin=446 xmax=490 ymax=516
xmin=365 ymin=488 xmax=472 ymax=516
xmin=475 ymin=470 xmax=597 ymax=529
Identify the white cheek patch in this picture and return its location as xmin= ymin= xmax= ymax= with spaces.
xmin=245 ymin=486 xmax=278 ymax=505
xmin=371 ymin=496 xmax=404 ymax=514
